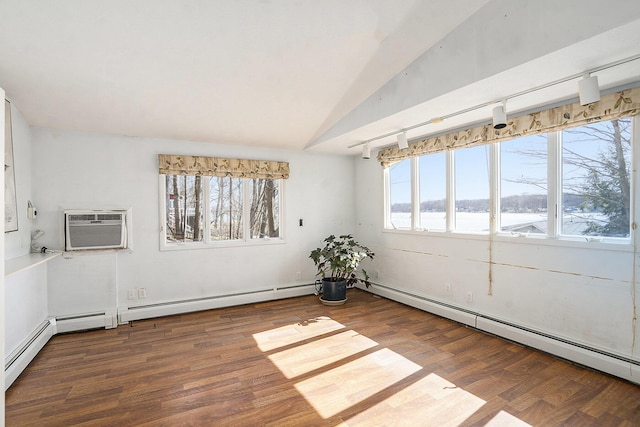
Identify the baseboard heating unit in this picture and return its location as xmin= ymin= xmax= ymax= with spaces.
xmin=119 ymin=284 xmax=315 ymax=323
xmin=55 ymin=311 xmax=117 ymax=333
xmin=5 ymin=319 xmax=54 ymax=390
xmin=364 ymin=283 xmax=640 ymax=385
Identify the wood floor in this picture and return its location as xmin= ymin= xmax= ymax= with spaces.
xmin=6 ymin=289 xmax=640 ymax=426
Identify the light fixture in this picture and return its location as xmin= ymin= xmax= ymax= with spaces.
xmin=362 ymin=142 xmax=371 ymax=159
xmin=397 ymin=132 xmax=408 ymax=150
xmin=492 ymin=101 xmax=507 ymax=129
xmin=578 ymin=73 xmax=600 ymax=105
xmin=345 ymin=54 xmax=640 ymax=152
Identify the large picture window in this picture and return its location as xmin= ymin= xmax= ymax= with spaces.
xmin=383 ymin=116 xmax=635 ymax=243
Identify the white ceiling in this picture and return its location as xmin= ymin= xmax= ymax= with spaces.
xmin=1 ymin=1 xmax=640 ymax=156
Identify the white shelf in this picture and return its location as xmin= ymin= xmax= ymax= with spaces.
xmin=5 ymin=252 xmax=61 ymax=278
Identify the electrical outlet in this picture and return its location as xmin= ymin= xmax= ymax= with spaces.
xmin=466 ymin=291 xmax=473 ymax=303
xmin=128 ymin=289 xmax=136 ymax=300
xmin=138 ymin=288 xmax=147 ymax=299
xmin=295 ymin=271 xmax=301 ymax=280
xmin=445 ymin=282 xmax=451 ymax=292
xmin=375 ymin=270 xmax=380 ymax=279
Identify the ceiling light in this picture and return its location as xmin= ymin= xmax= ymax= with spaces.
xmin=492 ymin=102 xmax=507 ymax=129
xmin=578 ymin=73 xmax=600 ymax=105
xmin=397 ymin=132 xmax=408 ymax=150
xmin=362 ymin=143 xmax=371 ymax=159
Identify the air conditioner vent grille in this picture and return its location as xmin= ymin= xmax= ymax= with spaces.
xmin=68 ymin=214 xmax=96 ymax=221
xmin=65 ymin=210 xmax=128 ymax=251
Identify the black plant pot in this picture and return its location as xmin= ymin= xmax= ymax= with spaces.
xmin=320 ymin=278 xmax=347 ymax=305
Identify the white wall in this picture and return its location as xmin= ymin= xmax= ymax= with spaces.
xmin=3 ymin=102 xmax=50 ymax=381
xmin=354 ymin=153 xmax=639 ymax=362
xmin=31 ymin=128 xmax=355 ymax=317
xmin=5 ymin=101 xmax=32 ymax=259
xmin=5 ymin=266 xmax=48 ymax=355
xmin=1 ymin=86 xmax=6 ymax=424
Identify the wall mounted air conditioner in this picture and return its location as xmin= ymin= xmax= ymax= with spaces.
xmin=64 ymin=210 xmax=128 ymax=251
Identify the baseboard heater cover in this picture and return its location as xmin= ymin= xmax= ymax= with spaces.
xmin=366 ymin=282 xmax=640 ymax=385
xmin=361 ymin=283 xmax=477 ymax=327
xmin=477 ymin=317 xmax=636 ymax=382
xmin=119 ymin=283 xmax=315 ymax=323
xmin=55 ymin=311 xmax=117 ymax=334
xmin=5 ymin=319 xmax=54 ymax=390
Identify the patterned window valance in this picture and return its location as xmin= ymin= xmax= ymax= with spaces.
xmin=158 ymin=154 xmax=290 ymax=179
xmin=377 ymin=86 xmax=640 ymax=167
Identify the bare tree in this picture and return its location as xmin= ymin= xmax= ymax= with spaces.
xmin=193 ymin=176 xmax=202 ymax=241
xmin=172 ymin=175 xmax=182 ymax=240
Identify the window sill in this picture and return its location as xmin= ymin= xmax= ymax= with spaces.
xmin=160 ymin=238 xmax=286 ymax=251
xmin=382 ymin=228 xmax=633 ymax=252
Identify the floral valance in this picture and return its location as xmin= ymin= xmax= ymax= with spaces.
xmin=377 ymin=86 xmax=640 ymax=167
xmin=158 ymin=154 xmax=290 ymax=179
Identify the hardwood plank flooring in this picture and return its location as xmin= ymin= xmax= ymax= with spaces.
xmin=6 ymin=289 xmax=640 ymax=426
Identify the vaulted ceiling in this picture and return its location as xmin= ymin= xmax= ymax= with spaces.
xmin=1 ymin=1 xmax=640 ymax=156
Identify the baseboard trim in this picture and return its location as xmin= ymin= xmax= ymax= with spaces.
xmin=119 ymin=284 xmax=315 ymax=323
xmin=5 ymin=319 xmax=54 ymax=390
xmin=364 ymin=283 xmax=640 ymax=385
xmin=54 ymin=311 xmax=117 ymax=334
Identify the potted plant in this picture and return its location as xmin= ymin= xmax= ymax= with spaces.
xmin=309 ymin=234 xmax=375 ymax=305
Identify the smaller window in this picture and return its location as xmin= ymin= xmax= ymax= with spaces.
xmin=500 ymin=135 xmax=548 ymax=234
xmin=210 ymin=177 xmax=243 ymax=241
xmin=249 ymin=178 xmax=280 ymax=238
xmin=454 ymin=145 xmax=490 ymax=232
xmin=419 ymin=152 xmax=446 ymax=230
xmin=388 ymin=159 xmax=412 ymax=229
xmin=561 ymin=118 xmax=632 ymax=239
xmin=162 ymin=175 xmax=283 ymax=247
xmin=165 ymin=175 xmax=203 ymax=243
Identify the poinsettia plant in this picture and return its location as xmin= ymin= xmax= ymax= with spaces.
xmin=309 ymin=234 xmax=375 ymax=287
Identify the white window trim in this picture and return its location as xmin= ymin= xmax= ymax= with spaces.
xmin=385 ymin=116 xmax=637 ymax=248
xmin=158 ymin=175 xmax=285 ymax=251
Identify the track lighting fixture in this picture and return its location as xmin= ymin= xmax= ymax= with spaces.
xmin=397 ymin=132 xmax=408 ymax=150
xmin=346 ymin=55 xmax=639 ymax=154
xmin=578 ymin=73 xmax=600 ymax=106
xmin=492 ymin=101 xmax=507 ymax=129
xmin=362 ymin=143 xmax=371 ymax=159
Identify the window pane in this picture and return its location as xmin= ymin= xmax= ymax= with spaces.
xmin=561 ymin=118 xmax=632 ymax=238
xmin=500 ymin=135 xmax=547 ymax=234
xmin=249 ymin=179 xmax=280 ymax=238
xmin=165 ymin=175 xmax=203 ymax=243
xmin=210 ymin=177 xmax=243 ymax=240
xmin=418 ymin=152 xmax=446 ymax=230
xmin=454 ymin=145 xmax=490 ymax=232
xmin=388 ymin=159 xmax=412 ymax=229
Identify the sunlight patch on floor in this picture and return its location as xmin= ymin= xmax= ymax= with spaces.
xmin=294 ymin=348 xmax=422 ymax=418
xmin=252 ymin=316 xmax=345 ymax=352
xmin=268 ymin=330 xmax=378 ymax=379
xmin=343 ymin=372 xmax=485 ymax=426
xmin=485 ymin=410 xmax=532 ymax=426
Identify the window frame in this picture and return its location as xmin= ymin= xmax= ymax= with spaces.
xmin=384 ymin=115 xmax=637 ymax=248
xmin=159 ymin=175 xmax=285 ymax=251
